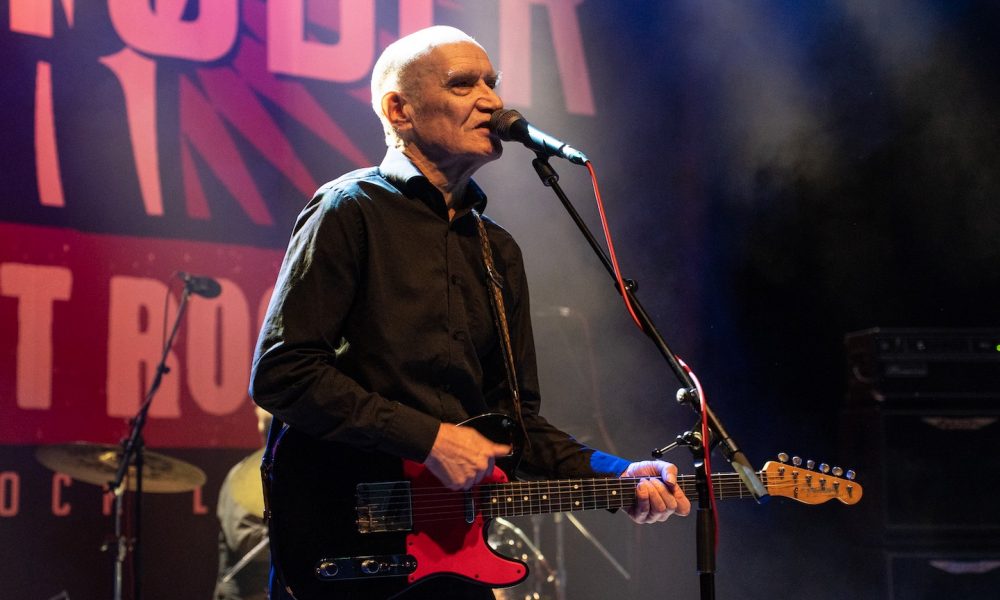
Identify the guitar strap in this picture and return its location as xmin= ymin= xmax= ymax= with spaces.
xmin=472 ymin=209 xmax=529 ymax=447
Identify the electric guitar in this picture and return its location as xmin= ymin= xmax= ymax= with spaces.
xmin=265 ymin=413 xmax=861 ymax=599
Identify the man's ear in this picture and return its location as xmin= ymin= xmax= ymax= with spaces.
xmin=382 ymin=91 xmax=412 ymax=134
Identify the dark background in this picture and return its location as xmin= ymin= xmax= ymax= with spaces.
xmin=2 ymin=1 xmax=999 ymax=598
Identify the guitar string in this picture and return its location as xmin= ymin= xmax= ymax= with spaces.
xmin=358 ymin=479 xmax=806 ymax=520
xmin=358 ymin=473 xmax=754 ymax=503
xmin=361 ymin=477 xmax=765 ymax=508
xmin=359 ymin=486 xmax=736 ymax=526
xmin=359 ymin=480 xmax=857 ymax=522
xmin=358 ymin=480 xmax=858 ymax=527
xmin=359 ymin=474 xmax=772 ymax=507
xmin=364 ymin=471 xmax=854 ymax=505
xmin=388 ymin=484 xmax=757 ymax=515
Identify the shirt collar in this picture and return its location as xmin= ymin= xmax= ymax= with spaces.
xmin=378 ymin=147 xmax=488 ymax=217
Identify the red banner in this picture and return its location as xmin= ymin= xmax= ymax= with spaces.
xmin=0 ymin=222 xmax=282 ymax=448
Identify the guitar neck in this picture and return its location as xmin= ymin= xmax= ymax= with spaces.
xmin=478 ymin=472 xmax=760 ymax=518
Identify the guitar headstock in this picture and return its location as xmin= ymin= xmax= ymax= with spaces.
xmin=761 ymin=453 xmax=863 ymax=505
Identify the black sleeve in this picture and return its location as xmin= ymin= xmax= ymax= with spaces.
xmin=249 ymin=185 xmax=441 ymax=462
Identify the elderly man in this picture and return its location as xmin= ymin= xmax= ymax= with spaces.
xmin=251 ymin=26 xmax=689 ymax=600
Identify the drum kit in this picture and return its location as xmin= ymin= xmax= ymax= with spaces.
xmin=34 ymin=442 xmax=209 ymax=598
xmin=35 ymin=443 xmax=207 ymax=494
xmin=34 ymin=442 xmax=274 ymax=593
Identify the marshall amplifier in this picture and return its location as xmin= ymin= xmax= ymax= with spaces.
xmin=845 ymin=327 xmax=1000 ymax=404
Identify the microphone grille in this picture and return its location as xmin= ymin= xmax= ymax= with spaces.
xmin=489 ymin=108 xmax=523 ymax=141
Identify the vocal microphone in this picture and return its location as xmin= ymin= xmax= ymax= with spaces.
xmin=177 ymin=272 xmax=222 ymax=298
xmin=489 ymin=109 xmax=589 ymax=165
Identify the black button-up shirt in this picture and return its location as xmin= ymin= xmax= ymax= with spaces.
xmin=250 ymin=149 xmax=628 ymax=478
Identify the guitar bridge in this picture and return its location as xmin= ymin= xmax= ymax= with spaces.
xmin=356 ymin=481 xmax=413 ymax=534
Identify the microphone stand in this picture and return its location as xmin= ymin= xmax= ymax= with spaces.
xmin=107 ymin=283 xmax=195 ymax=600
xmin=528 ymin=154 xmax=768 ymax=600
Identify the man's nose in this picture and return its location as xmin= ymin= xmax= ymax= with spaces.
xmin=476 ymin=83 xmax=503 ymax=112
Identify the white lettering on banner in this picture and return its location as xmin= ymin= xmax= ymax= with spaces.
xmin=35 ymin=61 xmax=65 ymax=207
xmin=106 ymin=276 xmax=180 ymax=419
xmin=9 ymin=0 xmax=73 ymax=207
xmin=268 ymin=0 xmax=435 ymax=82
xmin=257 ymin=286 xmax=274 ymax=333
xmin=12 ymin=1 xmax=596 ymax=220
xmin=52 ymin=473 xmax=72 ymax=516
xmin=108 ymin=0 xmax=238 ymax=61
xmin=103 ymin=489 xmax=114 ymax=516
xmin=0 ymin=472 xmax=209 ymax=518
xmin=9 ymin=0 xmax=75 ymax=38
xmin=499 ymin=0 xmax=595 ymax=115
xmin=192 ymin=486 xmax=208 ymax=515
xmin=99 ymin=48 xmax=163 ymax=216
xmin=1 ymin=258 xmax=271 ymax=427
xmin=268 ymin=0 xmax=376 ymax=83
xmin=0 ymin=263 xmax=72 ymax=410
xmin=186 ymin=279 xmax=251 ymax=416
xmin=0 ymin=472 xmax=20 ymax=517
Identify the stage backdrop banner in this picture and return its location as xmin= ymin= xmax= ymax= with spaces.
xmin=0 ymin=1 xmax=604 ymax=597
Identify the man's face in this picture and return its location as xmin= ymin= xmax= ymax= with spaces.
xmin=401 ymin=42 xmax=503 ymax=171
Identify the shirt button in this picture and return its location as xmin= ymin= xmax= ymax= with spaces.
xmin=453 ymin=331 xmax=467 ymax=341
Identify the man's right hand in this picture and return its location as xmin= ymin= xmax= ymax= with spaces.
xmin=423 ymin=423 xmax=512 ymax=490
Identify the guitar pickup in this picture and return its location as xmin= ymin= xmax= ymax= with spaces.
xmin=356 ymin=481 xmax=413 ymax=534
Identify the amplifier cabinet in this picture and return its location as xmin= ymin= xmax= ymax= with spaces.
xmin=840 ymin=402 xmax=1000 ymax=548
xmin=880 ymin=406 xmax=1000 ymax=536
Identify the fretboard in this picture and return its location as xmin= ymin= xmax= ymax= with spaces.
xmin=478 ymin=472 xmax=763 ymax=518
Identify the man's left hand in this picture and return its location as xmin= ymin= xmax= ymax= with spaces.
xmin=620 ymin=460 xmax=692 ymax=524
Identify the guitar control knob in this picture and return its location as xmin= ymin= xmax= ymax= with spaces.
xmin=777 ymin=452 xmax=789 ymax=463
xmin=316 ymin=561 xmax=339 ymax=578
xmin=792 ymin=456 xmax=802 ymax=466
xmin=832 ymin=466 xmax=843 ymax=477
xmin=361 ymin=559 xmax=381 ymax=575
xmin=819 ymin=463 xmax=830 ymax=474
xmin=845 ymin=470 xmax=856 ymax=481
xmin=806 ymin=459 xmax=816 ymax=470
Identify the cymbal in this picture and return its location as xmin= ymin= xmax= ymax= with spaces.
xmin=226 ymin=448 xmax=265 ymax=518
xmin=35 ymin=443 xmax=207 ymax=493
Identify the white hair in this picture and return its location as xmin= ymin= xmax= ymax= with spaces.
xmin=370 ymin=26 xmax=483 ymax=147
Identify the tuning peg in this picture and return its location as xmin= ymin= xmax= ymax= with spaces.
xmin=777 ymin=452 xmax=789 ymax=463
xmin=832 ymin=466 xmax=843 ymax=477
xmin=806 ymin=459 xmax=816 ymax=470
xmin=792 ymin=456 xmax=802 ymax=466
xmin=819 ymin=463 xmax=830 ymax=474
xmin=845 ymin=470 xmax=856 ymax=481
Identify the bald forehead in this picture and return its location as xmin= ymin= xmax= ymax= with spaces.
xmin=406 ymin=42 xmax=498 ymax=89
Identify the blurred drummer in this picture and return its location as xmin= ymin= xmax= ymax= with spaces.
xmin=213 ymin=407 xmax=272 ymax=600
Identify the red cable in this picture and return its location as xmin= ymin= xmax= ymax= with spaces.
xmin=586 ymin=160 xmax=718 ymax=549
xmin=678 ymin=357 xmax=719 ymax=550
xmin=585 ymin=161 xmax=644 ymax=332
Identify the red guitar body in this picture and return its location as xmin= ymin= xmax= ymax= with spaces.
xmin=266 ymin=414 xmax=526 ymax=599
